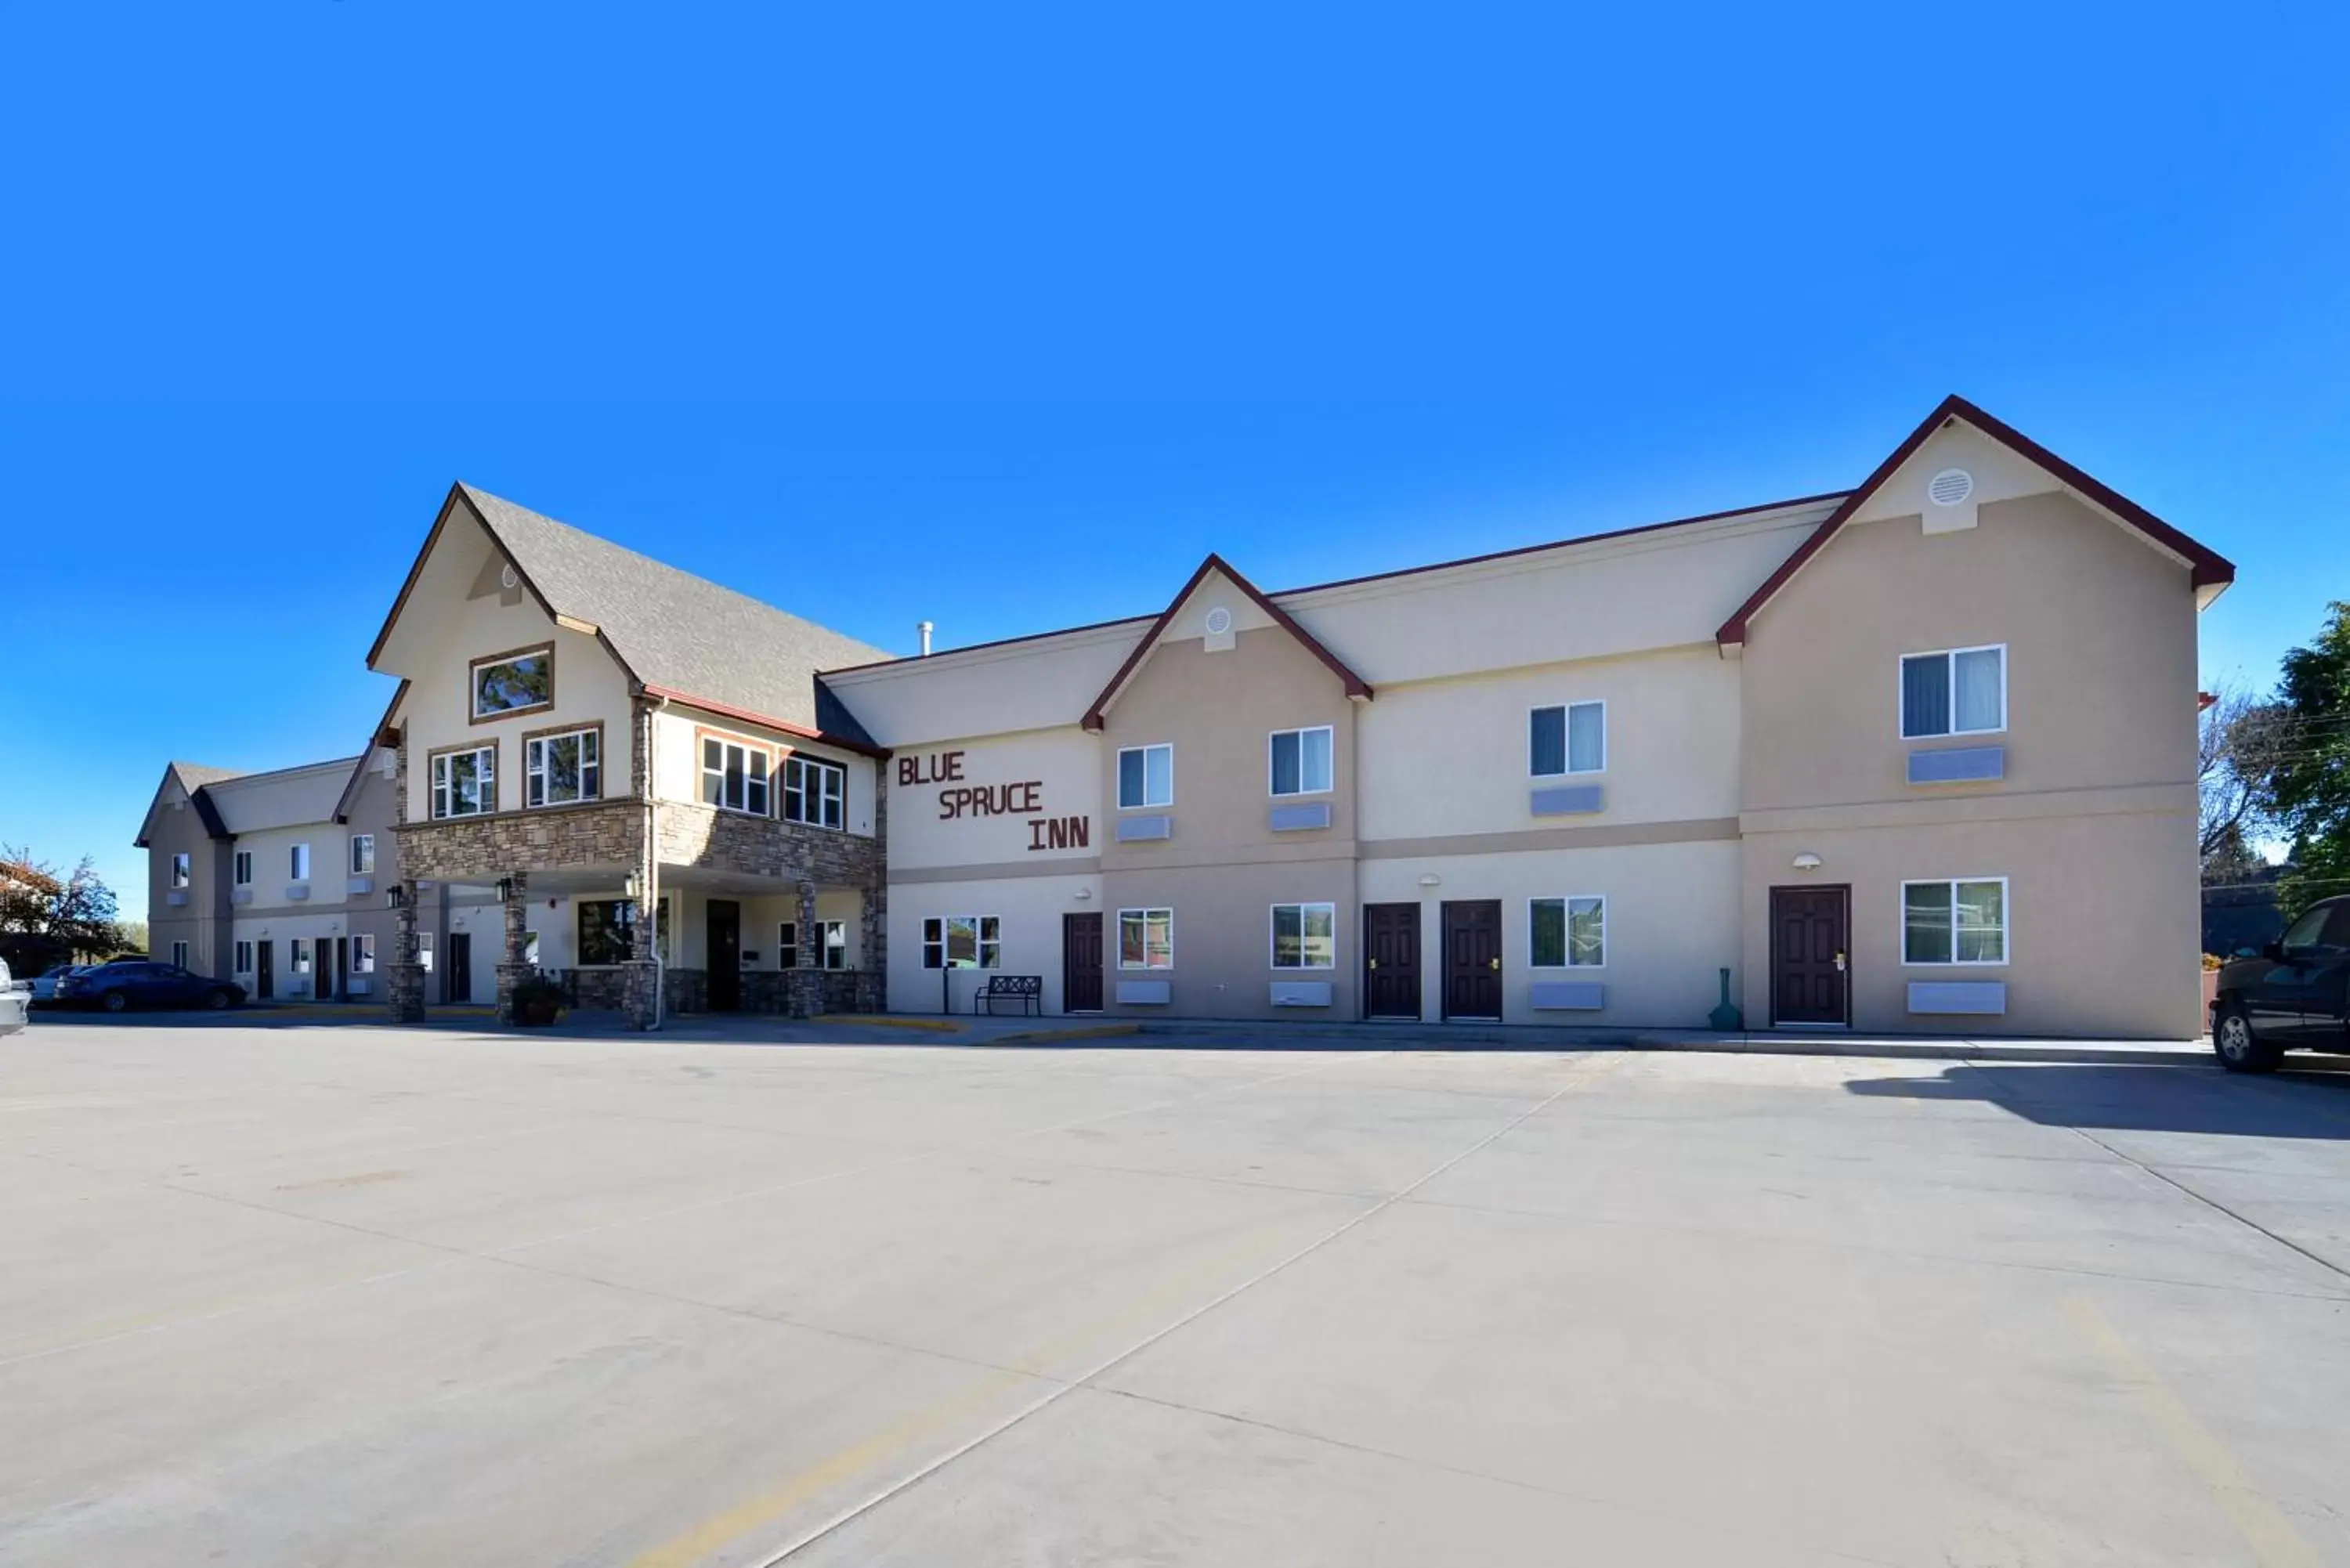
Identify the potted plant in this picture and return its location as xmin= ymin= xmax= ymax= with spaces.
xmin=510 ymin=974 xmax=566 ymax=1028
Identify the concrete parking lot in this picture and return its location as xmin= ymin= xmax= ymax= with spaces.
xmin=4 ymin=1022 xmax=2348 ymax=1566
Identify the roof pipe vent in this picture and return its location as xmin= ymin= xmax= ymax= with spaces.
xmin=917 ymin=620 xmax=934 ymax=657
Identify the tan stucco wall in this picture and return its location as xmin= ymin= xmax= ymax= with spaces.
xmin=1101 ymin=857 xmax=1361 ymax=1021
xmin=1740 ymin=490 xmax=2200 ymax=811
xmin=888 ymin=870 xmax=1101 ymax=1015
xmin=1739 ymin=798 xmax=2202 ymax=1037
xmin=647 ymin=707 xmax=877 ymax=836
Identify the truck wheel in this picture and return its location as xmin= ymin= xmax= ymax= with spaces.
xmin=2213 ymin=1003 xmax=2280 ymax=1073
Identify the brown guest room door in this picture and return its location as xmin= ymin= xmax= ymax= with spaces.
xmin=1062 ymin=912 xmax=1103 ymax=1013
xmin=1441 ymin=900 xmax=1503 ymax=1021
xmin=1771 ymin=885 xmax=1849 ymax=1025
xmin=1363 ymin=903 xmax=1421 ymax=1020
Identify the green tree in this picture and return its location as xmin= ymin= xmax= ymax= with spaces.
xmin=2271 ymin=602 xmax=2350 ymax=914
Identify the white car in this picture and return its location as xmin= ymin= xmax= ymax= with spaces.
xmin=0 ymin=960 xmax=28 ymax=1037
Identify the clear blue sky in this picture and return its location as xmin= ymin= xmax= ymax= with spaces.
xmin=2 ymin=2 xmax=2344 ymax=917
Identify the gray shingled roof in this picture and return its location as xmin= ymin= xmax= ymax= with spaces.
xmin=459 ymin=485 xmax=891 ymax=740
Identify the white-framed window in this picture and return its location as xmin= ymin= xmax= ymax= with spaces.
xmin=1531 ymin=896 xmax=1606 ymax=968
xmin=1903 ymin=878 xmax=2008 ymax=965
xmin=233 ymin=851 xmax=252 ymax=886
xmin=820 ymin=920 xmax=849 ymax=970
xmin=526 ymin=728 xmax=601 ymax=807
xmin=349 ymin=835 xmax=375 ymax=876
xmin=1118 ymin=908 xmax=1174 ymax=970
xmin=171 ymin=853 xmax=190 ymax=888
xmin=920 ymin=916 xmax=1000 ymax=970
xmin=1531 ymin=701 xmax=1605 ymax=777
xmin=170 ymin=941 xmax=190 ymax=970
xmin=1270 ymin=902 xmax=1336 ymax=970
xmin=783 ymin=755 xmax=845 ymax=829
xmin=431 ymin=746 xmax=496 ymax=818
xmin=702 ymin=736 xmax=771 ymax=816
xmin=1268 ymin=727 xmax=1334 ymax=797
xmin=291 ymin=938 xmax=313 ymax=975
xmin=1116 ymin=744 xmax=1173 ymax=810
xmin=1900 ymin=645 xmax=2005 ymax=739
xmin=778 ymin=921 xmax=800 ymax=970
xmin=290 ymin=843 xmax=311 ymax=882
xmin=352 ymin=934 xmax=376 ymax=974
xmin=233 ymin=940 xmax=254 ymax=974
xmin=418 ymin=930 xmax=434 ymax=973
xmin=471 ymin=645 xmax=553 ymax=721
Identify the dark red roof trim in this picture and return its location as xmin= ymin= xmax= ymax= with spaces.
xmin=1079 ymin=554 xmax=1372 ymax=733
xmin=1716 ymin=395 xmax=2236 ymax=649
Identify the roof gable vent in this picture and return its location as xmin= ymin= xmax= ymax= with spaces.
xmin=1927 ymin=468 xmax=1974 ymax=507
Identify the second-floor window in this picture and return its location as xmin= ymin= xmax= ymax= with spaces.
xmin=703 ymin=738 xmax=770 ymax=815
xmin=432 ymin=746 xmax=497 ymax=818
xmin=526 ymin=727 xmax=602 ymax=807
xmin=290 ymin=843 xmax=311 ymax=881
xmin=471 ymin=645 xmax=553 ymax=721
xmin=1531 ymin=701 xmax=1605 ymax=777
xmin=233 ymin=851 xmax=252 ymax=886
xmin=171 ymin=853 xmax=190 ymax=888
xmin=1117 ymin=744 xmax=1173 ymax=809
xmin=1901 ymin=645 xmax=2005 ymax=738
xmin=783 ymin=755 xmax=845 ymax=829
xmin=1269 ymin=728 xmax=1333 ymax=797
xmin=349 ymin=835 xmax=375 ymax=875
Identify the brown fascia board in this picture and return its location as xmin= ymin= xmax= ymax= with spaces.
xmin=637 ymin=684 xmax=891 ymax=759
xmin=135 ymin=763 xmax=231 ymax=848
xmin=1079 ymin=553 xmax=1372 ymax=733
xmin=334 ymin=679 xmax=410 ymax=823
xmin=1716 ymin=395 xmax=2238 ymax=649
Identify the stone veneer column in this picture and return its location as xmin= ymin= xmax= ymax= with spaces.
xmin=620 ymin=807 xmax=660 ymax=1031
xmin=389 ymin=879 xmax=425 ymax=1024
xmin=496 ymin=870 xmax=532 ymax=1025
xmin=787 ymin=878 xmax=824 ymax=1018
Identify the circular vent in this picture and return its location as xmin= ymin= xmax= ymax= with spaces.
xmin=1927 ymin=468 xmax=1974 ymax=507
xmin=500 ymin=563 xmax=519 ymax=590
xmin=1203 ymin=606 xmax=1233 ymax=635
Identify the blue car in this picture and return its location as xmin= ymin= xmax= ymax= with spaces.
xmin=56 ymin=962 xmax=244 ymax=1013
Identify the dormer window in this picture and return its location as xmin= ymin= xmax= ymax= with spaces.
xmin=471 ymin=645 xmax=554 ymax=722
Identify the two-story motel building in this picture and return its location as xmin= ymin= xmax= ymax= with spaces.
xmin=168 ymin=394 xmax=2227 ymax=1037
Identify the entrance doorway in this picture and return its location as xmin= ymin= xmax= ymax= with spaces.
xmin=1770 ymin=885 xmax=1850 ymax=1026
xmin=1062 ymin=912 xmax=1103 ymax=1013
xmin=255 ymin=939 xmax=274 ymax=1000
xmin=1363 ymin=903 xmax=1422 ymax=1019
xmin=446 ymin=932 xmax=472 ymax=1005
xmin=707 ymin=900 xmax=742 ymax=1011
xmin=1441 ymin=900 xmax=1503 ymax=1020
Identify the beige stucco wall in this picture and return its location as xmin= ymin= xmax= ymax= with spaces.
xmin=389 ymin=518 xmax=637 ymax=825
xmin=1101 ymin=857 xmax=1361 ymax=1021
xmin=647 ymin=707 xmax=877 ymax=836
xmin=1358 ymin=645 xmax=1740 ymax=842
xmin=887 ymin=869 xmax=1101 ymax=1015
xmin=1359 ymin=839 xmax=1740 ymax=1026
xmin=1739 ymin=800 xmax=2202 ymax=1037
xmin=880 ymin=725 xmax=1099 ymax=871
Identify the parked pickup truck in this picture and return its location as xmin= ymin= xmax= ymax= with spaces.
xmin=2211 ymin=894 xmax=2350 ymax=1072
xmin=0 ymin=959 xmax=28 ymax=1038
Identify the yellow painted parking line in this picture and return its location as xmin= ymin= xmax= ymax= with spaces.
xmin=624 ymin=1221 xmax=1303 ymax=1568
xmin=2063 ymin=1295 xmax=2321 ymax=1568
xmin=807 ymin=1014 xmax=963 ymax=1033
xmin=985 ymin=1023 xmax=1141 ymax=1046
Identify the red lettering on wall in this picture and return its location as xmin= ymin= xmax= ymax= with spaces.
xmin=1028 ymin=815 xmax=1091 ymax=852
xmin=901 ymin=751 xmax=968 ymax=787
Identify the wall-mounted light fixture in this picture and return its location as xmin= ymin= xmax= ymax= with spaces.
xmin=1072 ymin=887 xmax=1093 ymax=901
xmin=1791 ymin=853 xmax=1823 ymax=871
xmin=1418 ymin=873 xmax=1441 ymax=888
xmin=496 ymin=877 xmax=515 ymax=903
xmin=388 ymin=885 xmax=405 ymax=909
xmin=623 ymin=873 xmax=639 ymax=901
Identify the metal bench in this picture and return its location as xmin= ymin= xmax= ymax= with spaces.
xmin=971 ymin=974 xmax=1044 ymax=1016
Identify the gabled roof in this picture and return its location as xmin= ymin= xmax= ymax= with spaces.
xmin=368 ymin=483 xmax=892 ymax=749
xmin=133 ymin=762 xmax=241 ymax=847
xmin=333 ymin=679 xmax=410 ymax=825
xmin=1079 ymin=553 xmax=1372 ymax=733
xmin=1716 ymin=395 xmax=2236 ymax=649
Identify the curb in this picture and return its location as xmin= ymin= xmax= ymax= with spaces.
xmin=985 ymin=1023 xmax=1145 ymax=1046
xmin=1631 ymin=1035 xmax=2210 ymax=1068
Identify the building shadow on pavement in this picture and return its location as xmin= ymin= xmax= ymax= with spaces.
xmin=1844 ymin=1057 xmax=2350 ymax=1141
